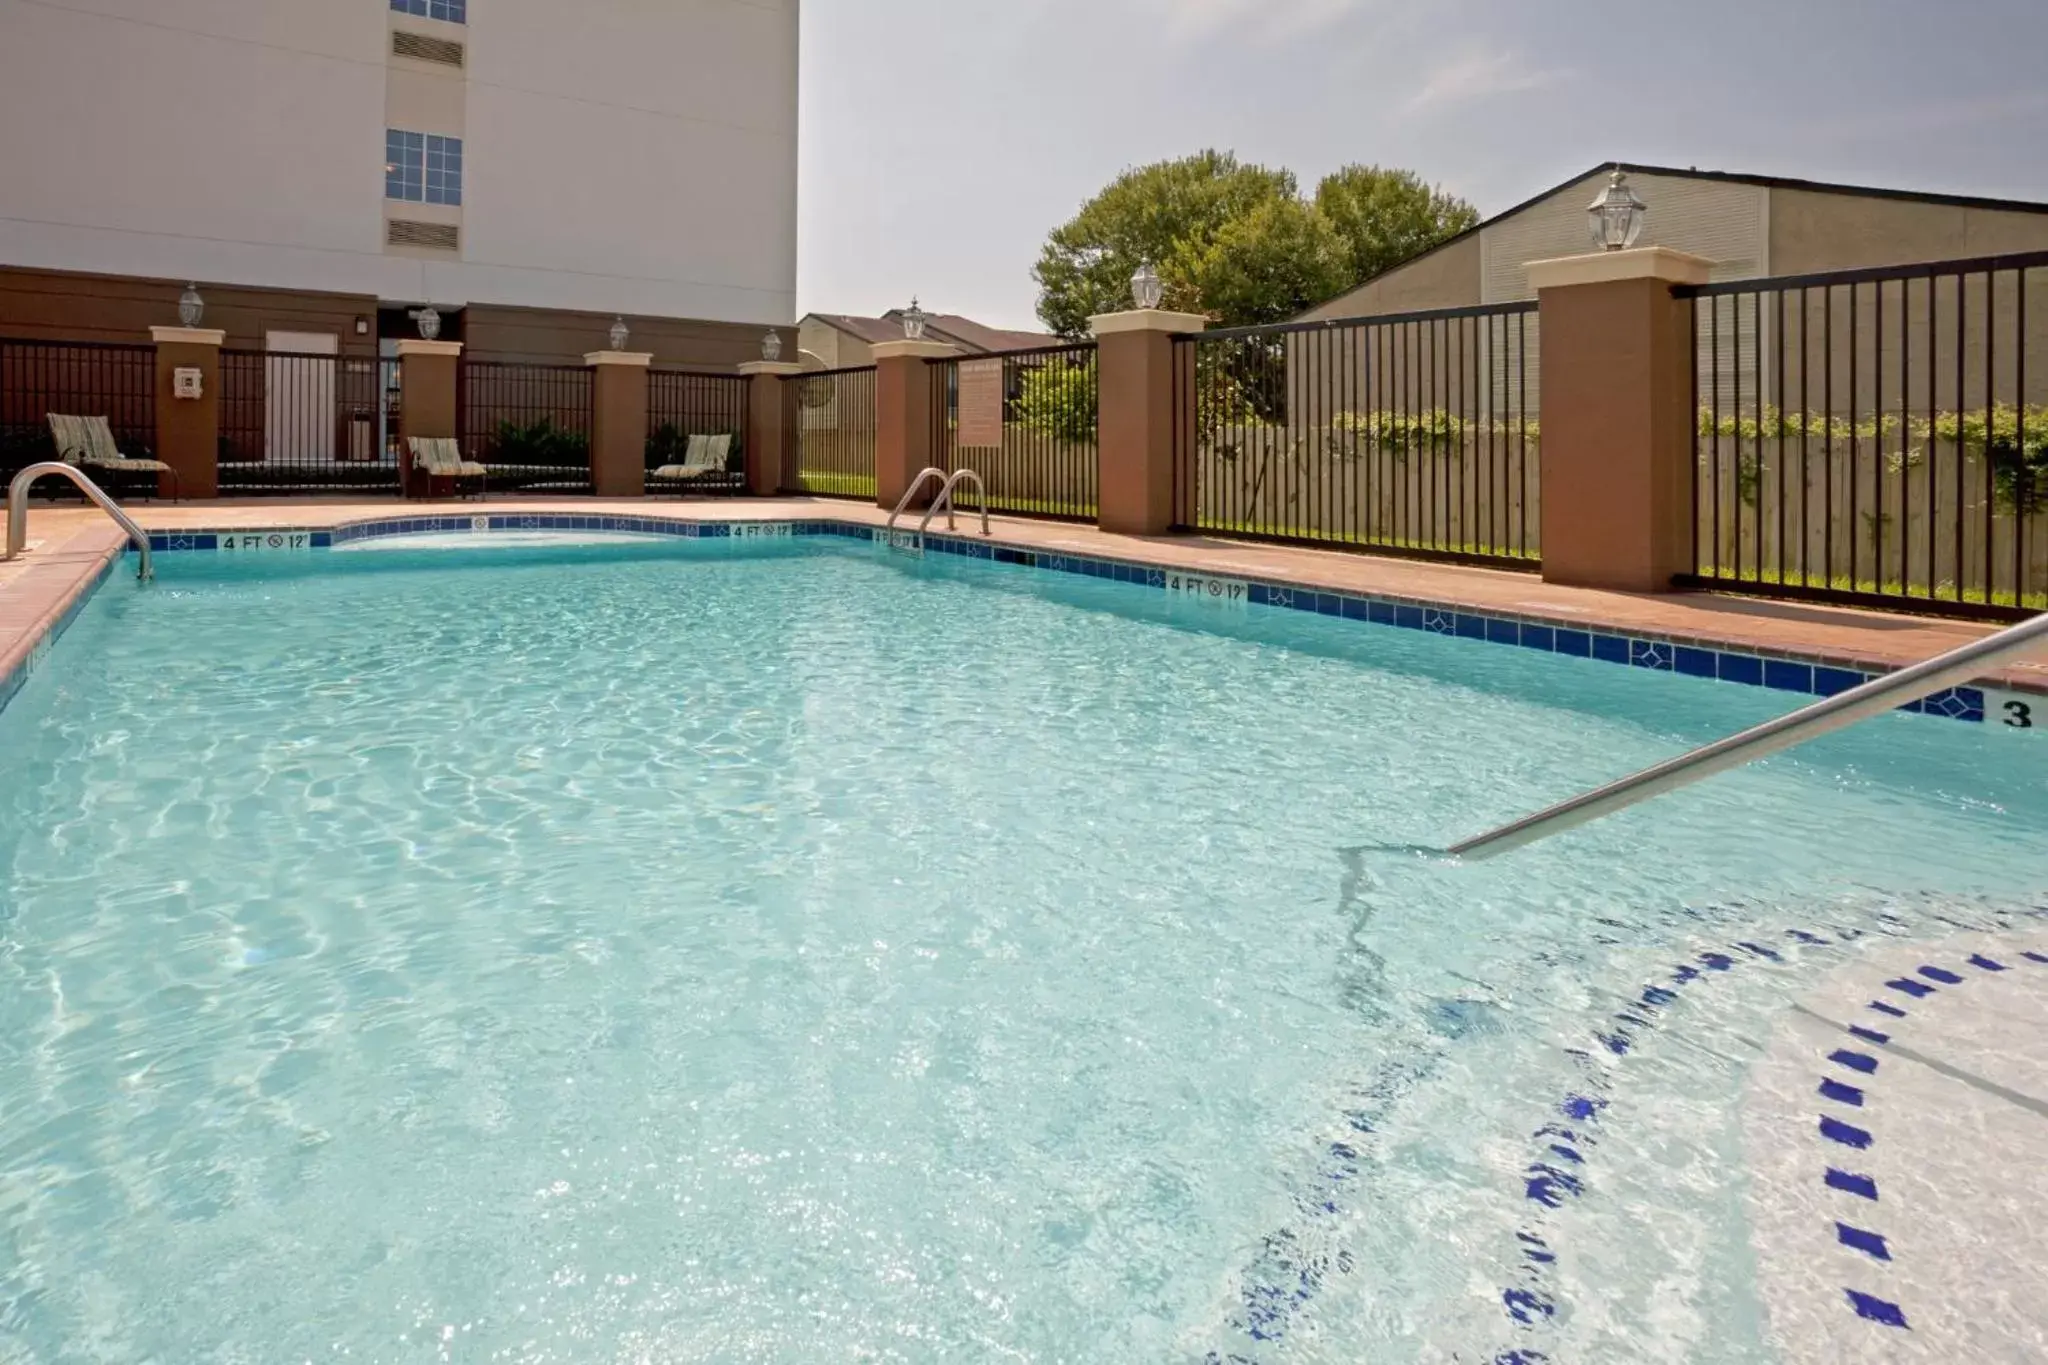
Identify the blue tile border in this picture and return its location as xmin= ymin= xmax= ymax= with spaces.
xmin=102 ymin=511 xmax=2032 ymax=729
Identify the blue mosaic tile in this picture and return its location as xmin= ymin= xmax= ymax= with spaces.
xmin=1764 ymin=659 xmax=1815 ymax=693
xmin=1846 ymin=1291 xmax=1908 ymax=1328
xmin=1554 ymin=629 xmax=1591 ymax=658
xmin=1674 ymin=646 xmax=1718 ymax=678
xmin=1314 ymin=593 xmax=1343 ymax=617
xmin=1395 ymin=604 xmax=1425 ymax=631
xmin=1630 ymin=640 xmax=1673 ymax=671
xmin=1453 ymin=613 xmax=1487 ymax=640
xmin=1369 ymin=598 xmax=1397 ymax=626
xmin=309 ymin=531 xmax=332 ymax=548
xmin=1591 ymin=635 xmax=1630 ymax=665
xmin=1519 ymin=624 xmax=1554 ymax=652
xmin=1423 ymin=609 xmax=1453 ymax=634
xmin=1341 ymin=596 xmax=1371 ymax=622
xmin=1485 ymin=616 xmax=1520 ymax=645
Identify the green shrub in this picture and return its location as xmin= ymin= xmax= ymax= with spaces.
xmin=1013 ymin=357 xmax=1098 ymax=445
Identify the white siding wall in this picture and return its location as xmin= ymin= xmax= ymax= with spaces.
xmin=0 ymin=0 xmax=798 ymax=324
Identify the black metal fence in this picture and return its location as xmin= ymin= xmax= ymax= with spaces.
xmin=0 ymin=337 xmax=157 ymax=493
xmin=459 ymin=361 xmax=594 ymax=494
xmin=929 ymin=343 xmax=1099 ymax=519
xmin=780 ymin=366 xmax=876 ymax=499
xmin=218 ymin=350 xmax=398 ymax=496
xmin=647 ymin=369 xmax=748 ymax=493
xmin=1680 ymin=250 xmax=2048 ymax=618
xmin=1171 ymin=303 xmax=1540 ymax=564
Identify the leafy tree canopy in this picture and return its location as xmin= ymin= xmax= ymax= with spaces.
xmin=1033 ymin=152 xmax=1478 ymax=337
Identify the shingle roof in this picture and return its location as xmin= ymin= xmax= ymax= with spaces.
xmin=807 ymin=311 xmax=1056 ymax=355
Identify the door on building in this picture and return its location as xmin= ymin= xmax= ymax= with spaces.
xmin=265 ymin=331 xmax=338 ymax=466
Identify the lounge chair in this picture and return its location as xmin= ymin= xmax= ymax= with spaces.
xmin=409 ymin=437 xmax=488 ymax=499
xmin=46 ymin=413 xmax=180 ymax=499
xmin=648 ymin=433 xmax=738 ymax=495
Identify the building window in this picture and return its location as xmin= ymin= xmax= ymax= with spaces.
xmin=386 ymin=130 xmax=462 ymax=207
xmin=391 ymin=0 xmax=465 ymax=21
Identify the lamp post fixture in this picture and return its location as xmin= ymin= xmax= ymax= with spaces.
xmin=609 ymin=316 xmax=630 ymax=351
xmin=1587 ymin=167 xmax=1648 ymax=252
xmin=761 ymin=329 xmax=783 ymax=362
xmin=177 ymin=283 xmax=204 ymax=328
xmin=901 ymin=297 xmax=929 ymax=341
xmin=416 ymin=305 xmax=442 ymax=341
xmin=1130 ymin=262 xmax=1164 ymax=311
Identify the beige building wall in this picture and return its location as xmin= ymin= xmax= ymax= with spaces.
xmin=1299 ymin=234 xmax=1482 ymax=321
xmin=1768 ymin=190 xmax=2048 ymax=275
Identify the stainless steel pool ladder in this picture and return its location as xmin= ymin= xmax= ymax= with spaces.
xmin=885 ymin=466 xmax=991 ymax=539
xmin=4 ymin=462 xmax=152 ymax=581
xmin=1450 ymin=609 xmax=2048 ymax=861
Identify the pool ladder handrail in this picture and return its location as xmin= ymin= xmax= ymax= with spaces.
xmin=5 ymin=462 xmax=152 ymax=581
xmin=1449 ymin=609 xmax=2048 ymax=861
xmin=884 ymin=465 xmax=990 ymax=539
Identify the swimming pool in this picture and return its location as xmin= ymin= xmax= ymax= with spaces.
xmin=1 ymin=530 xmax=2042 ymax=1362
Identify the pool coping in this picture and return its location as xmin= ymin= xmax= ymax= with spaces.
xmin=2 ymin=503 xmax=2043 ymax=730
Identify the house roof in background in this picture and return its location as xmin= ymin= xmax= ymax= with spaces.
xmin=805 ymin=310 xmax=1055 ymax=354
xmin=1299 ymin=160 xmax=2048 ymax=320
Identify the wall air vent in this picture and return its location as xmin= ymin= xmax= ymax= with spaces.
xmin=392 ymin=30 xmax=465 ymax=66
xmin=387 ymin=220 xmax=460 ymax=252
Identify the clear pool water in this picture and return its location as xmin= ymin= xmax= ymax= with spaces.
xmin=0 ymin=538 xmax=2042 ymax=1363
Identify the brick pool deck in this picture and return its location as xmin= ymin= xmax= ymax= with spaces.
xmin=5 ymin=495 xmax=2045 ymax=698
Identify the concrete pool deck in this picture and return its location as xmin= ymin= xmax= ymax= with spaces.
xmin=3 ymin=494 xmax=2046 ymax=704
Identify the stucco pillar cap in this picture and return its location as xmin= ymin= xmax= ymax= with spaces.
xmin=1525 ymin=247 xmax=1713 ymax=290
xmin=1089 ymin=309 xmax=1210 ymax=337
xmin=585 ymin=350 xmax=654 ymax=367
xmin=394 ymin=339 xmax=464 ymax=358
xmin=737 ymin=360 xmax=805 ymax=377
xmin=869 ymin=339 xmax=959 ymax=360
xmin=150 ymin=326 xmax=225 ymax=346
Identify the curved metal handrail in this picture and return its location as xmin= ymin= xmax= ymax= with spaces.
xmin=885 ymin=467 xmax=950 ymax=532
xmin=5 ymin=463 xmax=152 ymax=581
xmin=1448 ymin=610 xmax=2048 ymax=860
xmin=918 ymin=469 xmax=990 ymax=538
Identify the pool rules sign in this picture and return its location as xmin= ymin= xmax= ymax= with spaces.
xmin=957 ymin=359 xmax=1004 ymax=449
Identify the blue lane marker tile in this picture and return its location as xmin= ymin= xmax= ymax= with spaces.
xmin=1502 ymin=1287 xmax=1556 ymax=1323
xmin=1821 ymin=1117 xmax=1874 ymax=1149
xmin=1699 ymin=952 xmax=1734 ymax=971
xmin=1969 ymin=954 xmax=2007 ymax=971
xmin=1837 ymin=1224 xmax=1893 ymax=1262
xmin=1819 ymin=1079 xmax=1866 ymax=1107
xmin=1830 ymin=1050 xmax=1879 ymax=1075
xmin=1886 ymin=978 xmax=1936 ymax=998
xmin=1826 ymin=1168 xmax=1879 ymax=1200
xmin=1849 ymin=1026 xmax=1891 ymax=1045
xmin=1846 ymin=1290 xmax=1909 ymax=1328
xmin=1869 ymin=1001 xmax=1908 ymax=1018
xmin=2025 ymin=951 xmax=2048 ymax=965
xmin=1919 ymin=965 xmax=1964 ymax=984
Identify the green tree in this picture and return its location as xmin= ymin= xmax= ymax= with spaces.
xmin=1313 ymin=165 xmax=1480 ymax=289
xmin=1033 ymin=152 xmax=1477 ymax=337
xmin=1032 ymin=151 xmax=1299 ymax=337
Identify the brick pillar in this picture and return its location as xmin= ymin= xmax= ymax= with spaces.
xmin=150 ymin=325 xmax=224 ymax=498
xmin=1528 ymin=247 xmax=1712 ymax=592
xmin=1089 ymin=309 xmax=1208 ymax=536
xmin=870 ymin=339 xmax=957 ymax=509
xmin=586 ymin=350 xmax=652 ymax=498
xmin=395 ymin=338 xmax=462 ymax=499
xmin=738 ymin=360 xmax=804 ymax=497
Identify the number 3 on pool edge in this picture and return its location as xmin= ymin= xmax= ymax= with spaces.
xmin=2006 ymin=700 xmax=2035 ymax=730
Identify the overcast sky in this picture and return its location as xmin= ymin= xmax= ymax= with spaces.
xmin=796 ymin=0 xmax=2048 ymax=330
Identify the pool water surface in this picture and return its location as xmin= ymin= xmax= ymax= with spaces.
xmin=0 ymin=539 xmax=2041 ymax=1363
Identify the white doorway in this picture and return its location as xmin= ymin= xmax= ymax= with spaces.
xmin=265 ymin=331 xmax=338 ymax=465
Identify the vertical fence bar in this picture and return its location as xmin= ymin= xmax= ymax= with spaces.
xmin=645 ymin=369 xmax=748 ymax=495
xmin=1 ymin=338 xmax=159 ymax=495
xmin=458 ymin=360 xmax=594 ymax=494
